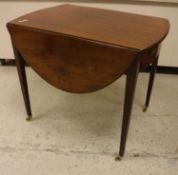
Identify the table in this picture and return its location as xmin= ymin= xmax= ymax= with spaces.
xmin=7 ymin=4 xmax=169 ymax=160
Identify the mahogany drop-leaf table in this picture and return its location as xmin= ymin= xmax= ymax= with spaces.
xmin=7 ymin=4 xmax=169 ymax=160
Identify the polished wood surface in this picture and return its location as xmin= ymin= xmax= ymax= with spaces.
xmin=8 ymin=27 xmax=137 ymax=93
xmin=8 ymin=4 xmax=169 ymax=51
xmin=7 ymin=4 xmax=169 ymax=93
xmin=7 ymin=4 xmax=170 ymax=159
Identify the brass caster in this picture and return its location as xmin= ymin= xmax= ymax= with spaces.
xmin=115 ymin=155 xmax=122 ymax=161
xmin=143 ymin=106 xmax=148 ymax=112
xmin=26 ymin=116 xmax=32 ymax=121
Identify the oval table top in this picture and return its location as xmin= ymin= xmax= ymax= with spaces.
xmin=8 ymin=4 xmax=169 ymax=51
xmin=7 ymin=4 xmax=170 ymax=93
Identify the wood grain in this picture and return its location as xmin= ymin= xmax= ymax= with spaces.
xmin=9 ymin=27 xmax=137 ymax=93
xmin=7 ymin=4 xmax=169 ymax=51
xmin=7 ymin=4 xmax=169 ymax=93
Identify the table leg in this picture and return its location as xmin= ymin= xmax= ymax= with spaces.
xmin=143 ymin=57 xmax=158 ymax=112
xmin=13 ymin=46 xmax=32 ymax=121
xmin=115 ymin=59 xmax=140 ymax=160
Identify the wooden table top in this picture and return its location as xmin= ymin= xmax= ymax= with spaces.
xmin=7 ymin=4 xmax=170 ymax=93
xmin=8 ymin=4 xmax=169 ymax=51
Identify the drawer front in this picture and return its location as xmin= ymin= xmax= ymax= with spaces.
xmin=140 ymin=44 xmax=160 ymax=70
